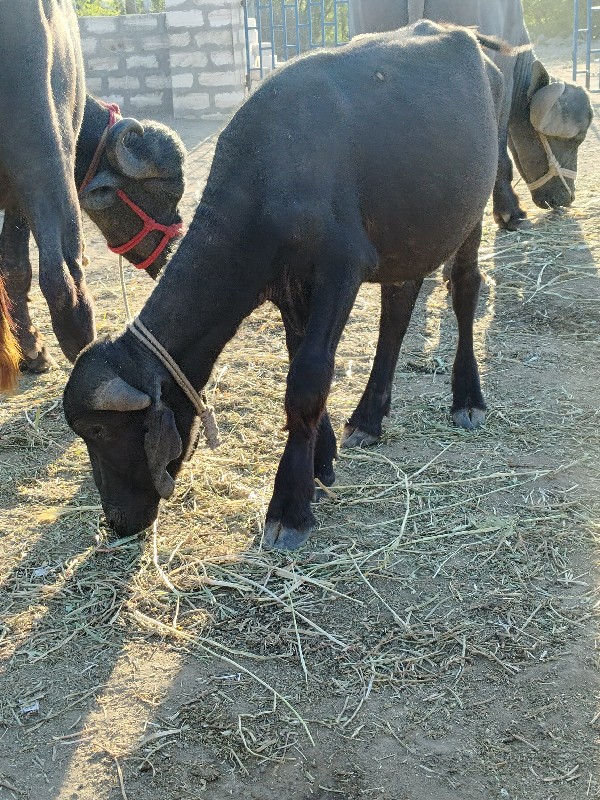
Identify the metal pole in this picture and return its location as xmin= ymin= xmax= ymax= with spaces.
xmin=242 ymin=0 xmax=252 ymax=88
xmin=572 ymin=0 xmax=579 ymax=82
xmin=585 ymin=0 xmax=592 ymax=89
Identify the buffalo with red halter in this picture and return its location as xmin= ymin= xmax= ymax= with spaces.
xmin=78 ymin=104 xmax=185 ymax=280
xmin=0 ymin=96 xmax=186 ymax=371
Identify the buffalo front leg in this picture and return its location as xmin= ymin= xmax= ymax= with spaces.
xmin=264 ymin=271 xmax=361 ymax=550
xmin=0 ymin=210 xmax=56 ymax=372
xmin=34 ymin=210 xmax=95 ymax=364
xmin=342 ymin=279 xmax=423 ymax=448
xmin=493 ymin=121 xmax=529 ymax=231
xmin=275 ymin=283 xmax=338 ymax=496
xmin=449 ymin=222 xmax=486 ymax=430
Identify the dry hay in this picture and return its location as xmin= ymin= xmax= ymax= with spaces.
xmin=0 ymin=65 xmax=599 ymax=799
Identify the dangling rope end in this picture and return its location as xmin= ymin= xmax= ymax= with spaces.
xmin=200 ymin=406 xmax=220 ymax=449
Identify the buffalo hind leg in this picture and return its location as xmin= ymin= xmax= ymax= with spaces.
xmin=264 ymin=263 xmax=361 ymax=550
xmin=0 ymin=210 xmax=55 ymax=372
xmin=342 ymin=279 xmax=423 ymax=448
xmin=449 ymin=222 xmax=486 ymax=430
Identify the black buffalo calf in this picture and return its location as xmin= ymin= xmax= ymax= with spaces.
xmin=64 ymin=22 xmax=503 ymax=550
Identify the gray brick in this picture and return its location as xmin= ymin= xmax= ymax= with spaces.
xmin=170 ymin=51 xmax=209 ymax=69
xmin=208 ymin=9 xmax=232 ymax=27
xmin=145 ymin=75 xmax=172 ymax=89
xmin=130 ymin=93 xmax=164 ymax=109
xmin=168 ymin=31 xmax=191 ymax=47
xmin=80 ymin=37 xmax=97 ymax=57
xmin=85 ymin=77 xmax=103 ymax=92
xmin=126 ymin=54 xmax=158 ymax=69
xmin=173 ymin=92 xmax=210 ymax=110
xmin=123 ymin=14 xmax=159 ymax=31
xmin=100 ymin=37 xmax=139 ymax=54
xmin=210 ymin=50 xmax=234 ymax=67
xmin=214 ymin=90 xmax=245 ymax=109
xmin=194 ymin=30 xmax=231 ymax=47
xmin=108 ymin=76 xmax=141 ymax=90
xmin=198 ymin=71 xmax=239 ymax=87
xmin=84 ymin=18 xmax=117 ymax=35
xmin=141 ymin=36 xmax=170 ymax=52
xmin=166 ymin=10 xmax=205 ymax=28
xmin=87 ymin=56 xmax=120 ymax=73
xmin=171 ymin=73 xmax=194 ymax=89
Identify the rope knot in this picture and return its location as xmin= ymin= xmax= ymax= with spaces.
xmin=128 ymin=317 xmax=220 ymax=450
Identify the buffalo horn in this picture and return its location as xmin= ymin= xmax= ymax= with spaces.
xmin=91 ymin=377 xmax=151 ymax=411
xmin=106 ymin=118 xmax=161 ymax=180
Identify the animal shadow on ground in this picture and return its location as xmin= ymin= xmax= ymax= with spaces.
xmin=343 ymin=206 xmax=600 ymax=478
xmin=484 ymin=211 xmax=600 ymax=498
xmin=0 ymin=481 xmax=149 ymax=797
xmin=0 ymin=365 xmax=153 ymax=798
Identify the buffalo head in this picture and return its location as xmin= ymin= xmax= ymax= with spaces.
xmin=64 ymin=336 xmax=201 ymax=536
xmin=511 ymin=60 xmax=593 ymax=211
xmin=79 ymin=118 xmax=186 ymax=278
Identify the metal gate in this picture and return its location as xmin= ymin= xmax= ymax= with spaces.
xmin=573 ymin=0 xmax=600 ymax=90
xmin=243 ymin=0 xmax=350 ymax=88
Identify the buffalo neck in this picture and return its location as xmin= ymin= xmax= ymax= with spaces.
xmin=74 ymin=96 xmax=110 ymax=190
xmin=510 ymin=47 xmax=534 ymax=118
xmin=508 ymin=48 xmax=554 ymax=185
xmin=136 ymin=199 xmax=275 ymax=393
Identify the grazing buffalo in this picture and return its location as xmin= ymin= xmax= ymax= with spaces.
xmin=64 ymin=22 xmax=502 ymax=549
xmin=0 ymin=0 xmax=92 ymax=365
xmin=0 ymin=94 xmax=185 ymax=372
xmin=350 ymin=0 xmax=594 ymax=229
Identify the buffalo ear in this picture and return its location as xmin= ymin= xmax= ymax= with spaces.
xmin=144 ymin=405 xmax=182 ymax=499
xmin=528 ymin=60 xmax=550 ymax=100
xmin=80 ymin=171 xmax=121 ymax=211
xmin=530 ymin=82 xmax=582 ymax=138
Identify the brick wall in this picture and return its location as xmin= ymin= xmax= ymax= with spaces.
xmin=78 ymin=0 xmax=246 ymax=120
xmin=166 ymin=0 xmax=246 ymax=119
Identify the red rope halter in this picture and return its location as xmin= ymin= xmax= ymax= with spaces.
xmin=108 ymin=190 xmax=184 ymax=271
xmin=78 ymin=100 xmax=183 ymax=272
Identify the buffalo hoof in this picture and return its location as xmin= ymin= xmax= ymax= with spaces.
xmin=21 ymin=346 xmax=56 ymax=373
xmin=263 ymin=519 xmax=313 ymax=550
xmin=452 ymin=408 xmax=486 ymax=430
xmin=341 ymin=425 xmax=379 ymax=449
xmin=495 ymin=212 xmax=532 ymax=232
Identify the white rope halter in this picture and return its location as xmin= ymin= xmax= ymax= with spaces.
xmin=128 ymin=316 xmax=220 ymax=449
xmin=526 ymin=132 xmax=577 ymax=194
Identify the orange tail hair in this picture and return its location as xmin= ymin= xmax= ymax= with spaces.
xmin=0 ymin=275 xmax=21 ymax=393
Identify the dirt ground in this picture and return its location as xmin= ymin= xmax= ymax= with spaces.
xmin=1 ymin=40 xmax=599 ymax=800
